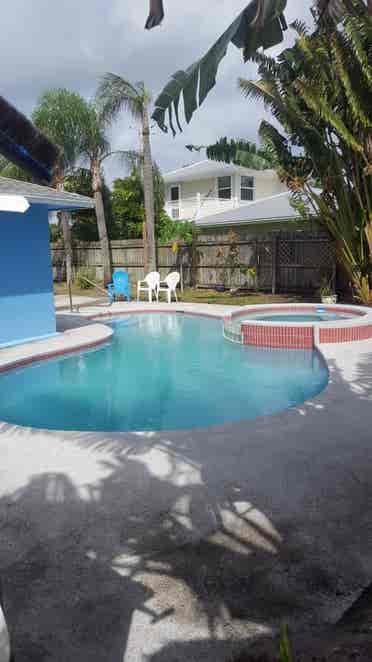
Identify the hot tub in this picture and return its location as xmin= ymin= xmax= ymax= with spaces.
xmin=223 ymin=303 xmax=372 ymax=349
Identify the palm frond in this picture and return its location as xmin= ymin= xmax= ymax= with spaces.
xmin=101 ymin=149 xmax=141 ymax=171
xmin=290 ymin=19 xmax=309 ymax=36
xmin=239 ymin=78 xmax=278 ymax=106
xmin=96 ymin=74 xmax=144 ymax=124
xmin=344 ymin=15 xmax=372 ymax=88
xmin=294 ymin=80 xmax=365 ymax=154
xmin=152 ymin=0 xmax=288 ymax=135
xmin=32 ymin=88 xmax=92 ymax=175
xmin=331 ymin=34 xmax=372 ymax=128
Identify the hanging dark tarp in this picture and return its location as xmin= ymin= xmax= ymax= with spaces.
xmin=0 ymin=96 xmax=59 ymax=183
xmin=151 ymin=0 xmax=287 ymax=135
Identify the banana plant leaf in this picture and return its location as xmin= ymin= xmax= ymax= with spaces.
xmin=151 ymin=0 xmax=287 ymax=135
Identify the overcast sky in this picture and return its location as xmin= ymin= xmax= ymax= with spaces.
xmin=1 ymin=0 xmax=313 ymax=184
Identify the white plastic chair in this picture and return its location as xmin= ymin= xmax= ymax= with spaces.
xmin=137 ymin=271 xmax=160 ymax=302
xmin=157 ymin=272 xmax=180 ymax=304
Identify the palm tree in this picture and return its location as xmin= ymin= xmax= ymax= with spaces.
xmin=81 ymin=104 xmax=139 ymax=284
xmin=96 ymin=75 xmax=157 ymax=273
xmin=33 ymin=89 xmax=90 ymax=290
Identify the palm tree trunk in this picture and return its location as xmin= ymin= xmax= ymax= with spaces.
xmin=60 ymin=211 xmax=73 ymax=287
xmin=55 ymin=179 xmax=73 ymax=288
xmin=92 ymin=159 xmax=112 ymax=285
xmin=142 ymin=103 xmax=156 ymax=273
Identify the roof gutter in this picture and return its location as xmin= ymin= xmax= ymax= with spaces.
xmin=195 ymin=215 xmax=302 ymax=228
xmin=0 ymin=195 xmax=30 ymax=213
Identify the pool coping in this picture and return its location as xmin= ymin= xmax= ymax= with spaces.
xmin=0 ymin=323 xmax=113 ymax=374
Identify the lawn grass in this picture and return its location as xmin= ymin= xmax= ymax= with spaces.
xmin=178 ymin=288 xmax=305 ymax=306
xmin=54 ymin=281 xmax=307 ymax=306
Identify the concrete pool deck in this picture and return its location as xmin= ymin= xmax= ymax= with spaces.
xmin=1 ymin=302 xmax=372 ymax=660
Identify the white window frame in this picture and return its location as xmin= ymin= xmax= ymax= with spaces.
xmin=240 ymin=175 xmax=255 ymax=202
xmin=217 ymin=175 xmax=232 ymax=200
xmin=170 ymin=184 xmax=181 ymax=203
xmin=169 ymin=184 xmax=181 ymax=219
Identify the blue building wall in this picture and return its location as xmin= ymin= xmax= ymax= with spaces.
xmin=0 ymin=204 xmax=56 ymax=346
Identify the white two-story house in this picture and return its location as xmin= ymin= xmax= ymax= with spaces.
xmin=164 ymin=160 xmax=288 ymax=221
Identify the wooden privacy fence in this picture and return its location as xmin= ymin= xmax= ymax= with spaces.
xmin=51 ymin=231 xmax=335 ymax=293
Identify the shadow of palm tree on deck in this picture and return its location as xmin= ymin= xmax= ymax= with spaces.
xmin=1 ymin=350 xmax=372 ymax=660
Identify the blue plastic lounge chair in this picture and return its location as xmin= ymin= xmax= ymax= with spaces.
xmin=107 ymin=271 xmax=131 ymax=304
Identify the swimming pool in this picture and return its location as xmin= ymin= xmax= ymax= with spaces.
xmin=0 ymin=314 xmax=328 ymax=432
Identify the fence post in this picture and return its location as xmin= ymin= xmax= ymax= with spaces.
xmin=272 ymin=234 xmax=278 ymax=294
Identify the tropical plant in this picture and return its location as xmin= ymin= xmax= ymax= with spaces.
xmin=159 ymin=219 xmax=201 ymax=291
xmin=149 ymin=0 xmax=372 ymax=134
xmin=111 ymin=165 xmax=167 ymax=240
xmin=151 ymin=0 xmax=288 ymax=134
xmin=79 ymin=102 xmax=139 ymax=284
xmin=96 ymin=75 xmax=157 ymax=273
xmin=186 ymin=137 xmax=277 ymax=169
xmin=239 ymin=0 xmax=372 ymax=301
xmin=111 ymin=172 xmax=145 ymax=239
xmin=33 ymin=89 xmax=92 ymax=289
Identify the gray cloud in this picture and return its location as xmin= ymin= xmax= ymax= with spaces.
xmin=1 ymin=0 xmax=313 ymax=182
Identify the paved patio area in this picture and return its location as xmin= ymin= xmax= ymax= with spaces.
xmin=1 ymin=303 xmax=372 ymax=661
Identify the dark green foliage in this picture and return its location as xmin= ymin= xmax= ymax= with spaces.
xmin=111 ymin=173 xmax=145 ymax=239
xmin=111 ymin=166 xmax=168 ymax=239
xmin=157 ymin=216 xmax=195 ymax=244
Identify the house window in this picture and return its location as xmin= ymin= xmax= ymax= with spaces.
xmin=171 ymin=207 xmax=180 ymax=220
xmin=170 ymin=185 xmax=180 ymax=202
xmin=217 ymin=176 xmax=232 ymax=200
xmin=241 ymin=176 xmax=254 ymax=201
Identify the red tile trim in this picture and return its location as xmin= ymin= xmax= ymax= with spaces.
xmin=319 ymin=325 xmax=372 ymax=344
xmin=242 ymin=324 xmax=314 ymax=349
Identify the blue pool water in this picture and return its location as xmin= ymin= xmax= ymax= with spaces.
xmin=251 ymin=313 xmax=349 ymax=323
xmin=0 ymin=315 xmax=329 ymax=432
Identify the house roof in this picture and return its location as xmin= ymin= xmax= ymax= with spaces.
xmin=0 ymin=96 xmax=59 ymax=183
xmin=195 ymin=191 xmax=303 ymax=227
xmin=0 ymin=176 xmax=94 ymax=212
xmin=163 ymin=159 xmax=277 ymax=184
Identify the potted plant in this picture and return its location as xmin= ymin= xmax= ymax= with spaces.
xmin=319 ymin=276 xmax=337 ymax=304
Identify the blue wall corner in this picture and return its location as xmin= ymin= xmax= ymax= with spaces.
xmin=0 ymin=204 xmax=56 ymax=345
